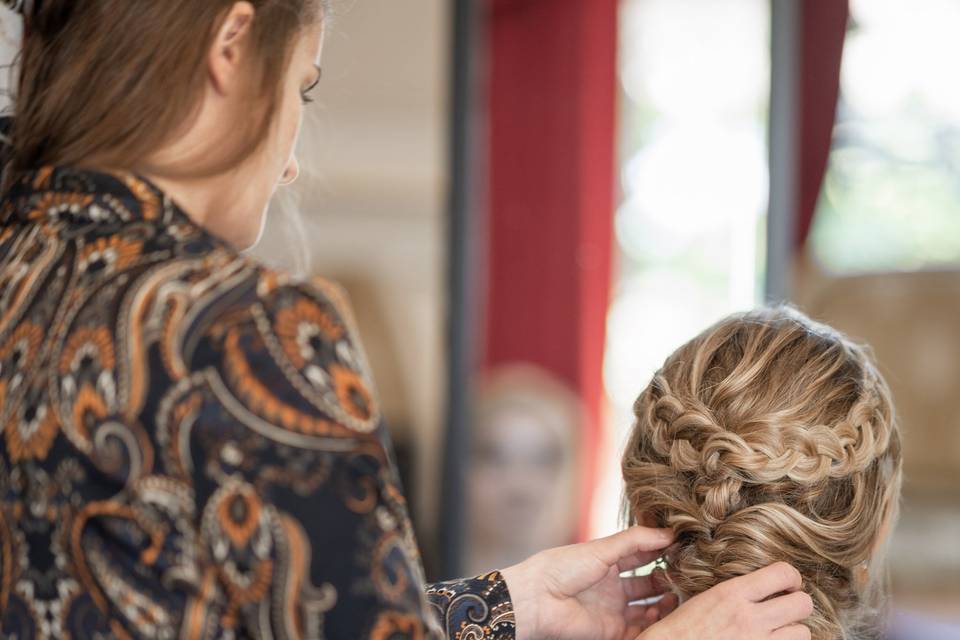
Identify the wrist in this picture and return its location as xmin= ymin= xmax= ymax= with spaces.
xmin=499 ymin=564 xmax=537 ymax=640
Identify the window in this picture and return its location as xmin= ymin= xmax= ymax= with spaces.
xmin=811 ymin=0 xmax=960 ymax=273
xmin=593 ymin=0 xmax=770 ymax=536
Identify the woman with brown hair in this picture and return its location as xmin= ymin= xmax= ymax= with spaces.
xmin=623 ymin=307 xmax=904 ymax=640
xmin=0 ymin=2 xmax=814 ymax=638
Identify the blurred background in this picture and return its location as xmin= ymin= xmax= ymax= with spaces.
xmin=255 ymin=0 xmax=960 ymax=620
xmin=4 ymin=0 xmax=955 ymax=623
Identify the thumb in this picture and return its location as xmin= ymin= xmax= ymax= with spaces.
xmin=588 ymin=526 xmax=674 ymax=571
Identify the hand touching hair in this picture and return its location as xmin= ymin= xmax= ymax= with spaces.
xmin=621 ymin=306 xmax=902 ymax=640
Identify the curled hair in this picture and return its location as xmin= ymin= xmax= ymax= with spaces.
xmin=622 ymin=306 xmax=902 ymax=639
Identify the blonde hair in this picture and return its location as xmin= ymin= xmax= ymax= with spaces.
xmin=621 ymin=306 xmax=902 ymax=640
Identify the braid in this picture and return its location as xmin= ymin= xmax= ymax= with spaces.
xmin=622 ymin=306 xmax=902 ymax=640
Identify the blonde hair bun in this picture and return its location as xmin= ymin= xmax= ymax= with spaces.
xmin=622 ymin=306 xmax=902 ymax=640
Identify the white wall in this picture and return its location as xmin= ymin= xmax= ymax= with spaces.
xmin=0 ymin=8 xmax=21 ymax=112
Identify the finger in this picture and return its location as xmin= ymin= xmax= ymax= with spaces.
xmin=649 ymin=568 xmax=670 ymax=593
xmin=622 ymin=618 xmax=654 ymax=640
xmin=621 ymin=623 xmax=645 ymax=640
xmin=622 ymin=571 xmax=673 ymax=600
xmin=656 ymin=591 xmax=678 ymax=617
xmin=625 ymin=591 xmax=676 ymax=633
xmin=624 ymin=602 xmax=654 ymax=625
xmin=617 ymin=550 xmax=665 ymax=574
xmin=726 ymin=562 xmax=803 ymax=602
xmin=759 ymin=591 xmax=814 ymax=629
xmin=622 ymin=574 xmax=659 ymax=601
xmin=645 ymin=604 xmax=660 ymax=625
xmin=770 ymin=624 xmax=812 ymax=640
xmin=589 ymin=526 xmax=673 ymax=570
xmin=624 ymin=602 xmax=661 ymax=633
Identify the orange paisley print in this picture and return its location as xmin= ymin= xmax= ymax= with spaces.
xmin=0 ymin=155 xmax=515 ymax=639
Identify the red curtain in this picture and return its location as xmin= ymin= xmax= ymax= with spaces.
xmin=481 ymin=0 xmax=847 ymax=537
xmin=483 ymin=0 xmax=618 ymax=540
xmin=795 ymin=0 xmax=850 ymax=249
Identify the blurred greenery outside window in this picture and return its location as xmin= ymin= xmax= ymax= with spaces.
xmin=812 ymin=0 xmax=960 ymax=273
xmin=593 ymin=0 xmax=770 ymax=536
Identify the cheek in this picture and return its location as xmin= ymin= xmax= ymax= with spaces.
xmin=262 ymin=95 xmax=302 ymax=180
xmin=279 ymin=98 xmax=303 ymax=162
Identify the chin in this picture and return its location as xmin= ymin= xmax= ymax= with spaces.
xmin=237 ymin=228 xmax=265 ymax=253
xmin=234 ymin=206 xmax=270 ymax=252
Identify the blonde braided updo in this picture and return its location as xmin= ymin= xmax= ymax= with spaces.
xmin=621 ymin=306 xmax=902 ymax=640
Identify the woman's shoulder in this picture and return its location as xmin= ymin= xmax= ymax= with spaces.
xmin=206 ymin=264 xmax=383 ymax=436
xmin=145 ymin=247 xmax=384 ymax=442
xmin=0 ymin=163 xmax=382 ymax=441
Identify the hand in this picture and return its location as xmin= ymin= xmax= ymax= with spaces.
xmin=500 ymin=526 xmax=678 ymax=640
xmin=640 ymin=562 xmax=814 ymax=640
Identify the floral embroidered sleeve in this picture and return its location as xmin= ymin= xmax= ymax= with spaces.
xmin=426 ymin=572 xmax=517 ymax=639
xmin=181 ymin=269 xmax=516 ymax=639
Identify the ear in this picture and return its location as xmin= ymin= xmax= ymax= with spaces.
xmin=208 ymin=1 xmax=256 ymax=96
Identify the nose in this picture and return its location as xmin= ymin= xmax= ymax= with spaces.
xmin=280 ymin=156 xmax=300 ymax=186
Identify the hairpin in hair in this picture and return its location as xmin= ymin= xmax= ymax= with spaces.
xmin=2 ymin=0 xmax=34 ymax=16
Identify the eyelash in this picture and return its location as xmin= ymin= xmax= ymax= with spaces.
xmin=301 ymin=78 xmax=320 ymax=105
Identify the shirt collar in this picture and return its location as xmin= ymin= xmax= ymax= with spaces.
xmin=2 ymin=164 xmax=197 ymax=229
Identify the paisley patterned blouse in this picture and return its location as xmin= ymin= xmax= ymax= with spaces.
xmin=0 ymin=162 xmax=516 ymax=639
